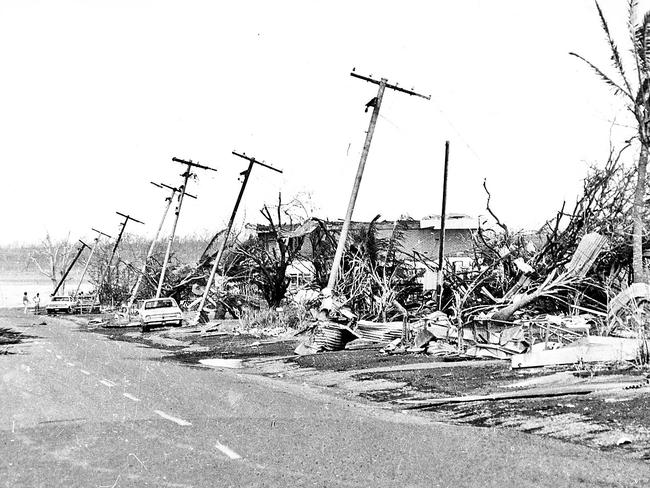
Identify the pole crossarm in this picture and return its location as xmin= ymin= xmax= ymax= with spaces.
xmin=231 ymin=151 xmax=283 ymax=174
xmin=116 ymin=211 xmax=145 ymax=226
xmin=91 ymin=228 xmax=112 ymax=239
xmin=350 ymin=71 xmax=431 ymax=100
xmin=171 ymin=157 xmax=218 ymax=174
xmin=159 ymin=182 xmax=197 ymax=199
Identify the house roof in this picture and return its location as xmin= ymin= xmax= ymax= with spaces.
xmin=420 ymin=214 xmax=479 ymax=230
xmin=252 ymin=214 xmax=479 ymax=235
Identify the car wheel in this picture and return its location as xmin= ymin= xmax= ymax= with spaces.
xmin=142 ymin=325 xmax=150 ymax=333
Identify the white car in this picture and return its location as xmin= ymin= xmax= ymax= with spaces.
xmin=140 ymin=298 xmax=183 ymax=332
xmin=46 ymin=296 xmax=77 ymax=315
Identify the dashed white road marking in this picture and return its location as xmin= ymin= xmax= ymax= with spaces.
xmin=215 ymin=441 xmax=242 ymax=460
xmin=45 ymin=349 xmax=52 ymax=353
xmin=99 ymin=379 xmax=115 ymax=388
xmin=153 ymin=410 xmax=191 ymax=426
xmin=123 ymin=393 xmax=141 ymax=402
xmin=55 ymin=355 xmax=62 ymax=360
xmin=79 ymin=369 xmax=90 ymax=376
xmin=66 ymin=362 xmax=75 ymax=367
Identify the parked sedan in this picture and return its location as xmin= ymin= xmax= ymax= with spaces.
xmin=46 ymin=296 xmax=77 ymax=315
xmin=140 ymin=297 xmax=183 ymax=332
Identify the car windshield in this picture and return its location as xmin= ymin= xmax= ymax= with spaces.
xmin=144 ymin=299 xmax=175 ymax=310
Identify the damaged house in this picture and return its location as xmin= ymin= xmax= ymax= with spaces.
xmin=250 ymin=213 xmax=479 ymax=294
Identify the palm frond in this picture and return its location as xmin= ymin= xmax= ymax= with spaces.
xmin=629 ymin=12 xmax=650 ymax=73
xmin=635 ymin=10 xmax=650 ymax=76
xmin=569 ymin=52 xmax=634 ymax=102
xmin=628 ymin=0 xmax=644 ymax=87
xmin=595 ymin=1 xmax=634 ymax=96
xmin=628 ymin=0 xmax=639 ymax=33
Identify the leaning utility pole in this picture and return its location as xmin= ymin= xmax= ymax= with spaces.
xmin=437 ymin=141 xmax=450 ymax=310
xmin=156 ymin=156 xmax=217 ymax=299
xmin=51 ymin=240 xmax=90 ymax=296
xmin=74 ymin=228 xmax=111 ymax=299
xmin=326 ymin=70 xmax=430 ymax=292
xmin=96 ymin=212 xmax=145 ymax=302
xmin=194 ymin=151 xmax=282 ymax=323
xmin=127 ymin=182 xmax=196 ymax=312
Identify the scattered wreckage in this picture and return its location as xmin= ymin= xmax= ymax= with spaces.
xmin=293 ymin=231 xmax=650 ymax=372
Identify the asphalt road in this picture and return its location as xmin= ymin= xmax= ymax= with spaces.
xmin=1 ymin=310 xmax=649 ymax=487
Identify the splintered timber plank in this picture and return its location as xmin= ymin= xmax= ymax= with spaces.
xmin=399 ymin=382 xmax=646 ymax=409
xmin=564 ymin=232 xmax=608 ymax=277
xmin=511 ymin=337 xmax=642 ymax=369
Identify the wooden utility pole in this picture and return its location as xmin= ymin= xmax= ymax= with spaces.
xmin=109 ymin=212 xmax=145 ymax=267
xmin=194 ymin=151 xmax=282 ymax=323
xmin=156 ymin=157 xmax=217 ymax=299
xmin=326 ymin=70 xmax=430 ymax=292
xmin=127 ymin=182 xmax=196 ymax=312
xmin=96 ymin=212 xmax=145 ymax=303
xmin=74 ymin=228 xmax=111 ymax=299
xmin=437 ymin=141 xmax=450 ymax=310
xmin=51 ymin=240 xmax=89 ymax=296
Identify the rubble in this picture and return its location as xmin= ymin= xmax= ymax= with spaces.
xmin=511 ymin=337 xmax=647 ymax=369
xmin=284 ymin=213 xmax=650 ymax=372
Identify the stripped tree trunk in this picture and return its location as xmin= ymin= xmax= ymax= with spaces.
xmin=633 ymin=144 xmax=648 ymax=283
xmin=491 ymin=291 xmax=540 ymax=322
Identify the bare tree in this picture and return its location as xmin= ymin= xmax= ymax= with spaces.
xmin=30 ymin=232 xmax=74 ymax=293
xmin=235 ymin=194 xmax=308 ymax=307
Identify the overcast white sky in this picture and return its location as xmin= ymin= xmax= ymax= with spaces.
xmin=0 ymin=1 xmax=644 ymax=246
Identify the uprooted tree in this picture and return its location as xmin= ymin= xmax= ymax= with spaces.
xmin=233 ymin=194 xmax=309 ymax=307
xmin=447 ymin=142 xmax=638 ymax=326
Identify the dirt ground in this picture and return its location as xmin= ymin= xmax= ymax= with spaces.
xmin=353 ymin=362 xmax=650 ymax=458
xmin=56 ymin=314 xmax=650 ymax=460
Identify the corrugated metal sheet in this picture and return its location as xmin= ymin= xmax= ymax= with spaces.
xmin=355 ymin=320 xmax=403 ymax=343
xmin=312 ymin=324 xmax=359 ymax=351
xmin=314 ymin=326 xmax=344 ymax=351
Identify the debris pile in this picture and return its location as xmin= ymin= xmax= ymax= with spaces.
xmin=293 ymin=224 xmax=650 ymax=371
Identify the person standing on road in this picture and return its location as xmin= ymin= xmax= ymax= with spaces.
xmin=22 ymin=292 xmax=30 ymax=314
xmin=33 ymin=293 xmax=40 ymax=313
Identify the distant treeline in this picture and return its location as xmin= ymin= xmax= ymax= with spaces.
xmin=0 ymin=234 xmax=212 ymax=277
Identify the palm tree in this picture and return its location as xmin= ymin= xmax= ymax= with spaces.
xmin=571 ymin=1 xmax=650 ymax=283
